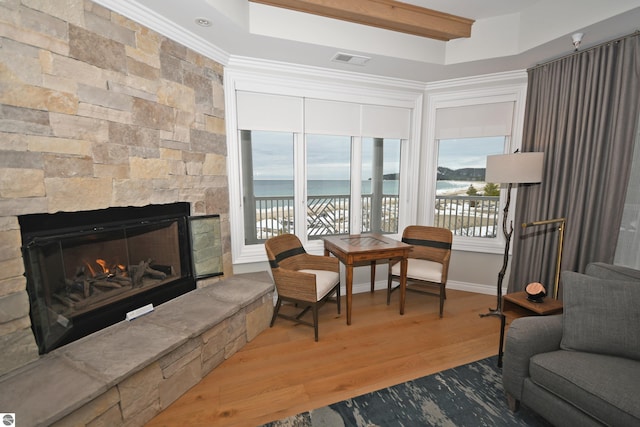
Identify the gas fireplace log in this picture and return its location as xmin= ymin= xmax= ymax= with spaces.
xmin=74 ymin=286 xmax=130 ymax=309
xmin=129 ymin=259 xmax=168 ymax=286
xmin=53 ymin=293 xmax=75 ymax=308
xmin=68 ymin=293 xmax=82 ymax=302
xmin=145 ymin=265 xmax=167 ymax=280
xmin=110 ymin=276 xmax=132 ymax=285
xmin=91 ymin=280 xmax=122 ymax=289
xmin=131 ymin=260 xmax=148 ymax=286
xmin=83 ymin=279 xmax=91 ymax=298
xmin=66 ymin=280 xmax=85 ymax=294
xmin=151 ymin=264 xmax=175 ymax=276
xmin=74 ymin=266 xmax=86 ymax=278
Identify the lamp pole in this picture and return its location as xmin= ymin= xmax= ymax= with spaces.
xmin=481 ymin=182 xmax=514 ymax=318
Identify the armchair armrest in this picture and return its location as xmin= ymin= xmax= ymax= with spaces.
xmin=272 ymin=269 xmax=318 ymax=302
xmin=502 ymin=315 xmax=562 ymax=402
xmin=585 ymin=262 xmax=640 ymax=281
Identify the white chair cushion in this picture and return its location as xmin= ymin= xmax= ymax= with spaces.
xmin=299 ymin=269 xmax=340 ymax=300
xmin=391 ymin=259 xmax=443 ymax=283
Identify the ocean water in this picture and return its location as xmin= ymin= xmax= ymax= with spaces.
xmin=253 ymin=180 xmax=470 ymax=197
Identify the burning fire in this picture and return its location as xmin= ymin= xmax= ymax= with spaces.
xmin=84 ymin=259 xmax=127 ymax=277
xmin=96 ymin=259 xmax=108 ymax=273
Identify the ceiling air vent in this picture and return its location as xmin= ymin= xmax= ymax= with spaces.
xmin=331 ymin=52 xmax=371 ymax=66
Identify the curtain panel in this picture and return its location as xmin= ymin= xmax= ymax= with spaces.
xmin=508 ymin=33 xmax=640 ymax=295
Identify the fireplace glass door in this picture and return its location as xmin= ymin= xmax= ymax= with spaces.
xmin=22 ymin=215 xmax=192 ymax=353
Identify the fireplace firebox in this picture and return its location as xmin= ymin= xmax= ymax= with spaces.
xmin=19 ymin=203 xmax=222 ymax=354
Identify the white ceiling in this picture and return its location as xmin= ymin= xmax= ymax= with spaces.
xmin=98 ymin=0 xmax=640 ymax=83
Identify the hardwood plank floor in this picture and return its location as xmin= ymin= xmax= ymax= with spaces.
xmin=146 ymin=288 xmax=504 ymax=427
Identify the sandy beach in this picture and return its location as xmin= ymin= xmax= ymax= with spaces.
xmin=436 ymin=181 xmax=487 ymax=196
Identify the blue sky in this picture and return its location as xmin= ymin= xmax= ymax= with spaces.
xmin=438 ymin=137 xmax=505 ymax=170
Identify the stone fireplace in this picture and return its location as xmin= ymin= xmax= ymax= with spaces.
xmin=18 ymin=202 xmax=225 ymax=354
xmin=0 ymin=0 xmax=232 ymax=378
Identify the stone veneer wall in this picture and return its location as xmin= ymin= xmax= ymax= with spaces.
xmin=0 ymin=0 xmax=232 ymax=377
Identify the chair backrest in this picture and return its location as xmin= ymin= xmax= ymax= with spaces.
xmin=401 ymin=225 xmax=453 ymax=264
xmin=264 ymin=234 xmax=307 ymax=271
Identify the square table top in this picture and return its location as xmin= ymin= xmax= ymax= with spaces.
xmin=323 ymin=234 xmax=412 ymax=261
xmin=323 ymin=233 xmax=408 ymax=250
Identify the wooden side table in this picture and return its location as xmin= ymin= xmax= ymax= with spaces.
xmin=498 ymin=291 xmax=563 ymax=367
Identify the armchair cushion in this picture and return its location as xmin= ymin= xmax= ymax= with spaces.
xmin=391 ymin=258 xmax=443 ymax=282
xmin=299 ymin=269 xmax=340 ymax=299
xmin=529 ymin=351 xmax=640 ymax=425
xmin=560 ymin=271 xmax=640 ymax=361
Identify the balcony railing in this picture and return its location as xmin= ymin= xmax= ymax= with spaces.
xmin=435 ymin=195 xmax=499 ymax=237
xmin=252 ymin=194 xmax=499 ymax=241
xmin=361 ymin=194 xmax=399 ymax=234
xmin=253 ymin=197 xmax=295 ymax=241
xmin=307 ymin=195 xmax=351 ymax=238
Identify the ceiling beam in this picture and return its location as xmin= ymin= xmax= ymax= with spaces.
xmin=249 ymin=0 xmax=474 ymax=41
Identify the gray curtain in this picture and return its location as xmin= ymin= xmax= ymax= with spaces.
xmin=508 ymin=33 xmax=640 ymax=296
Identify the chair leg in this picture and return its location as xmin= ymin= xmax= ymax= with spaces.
xmin=386 ymin=274 xmax=392 ymax=305
xmin=271 ymin=297 xmax=282 ymax=327
xmin=439 ymin=286 xmax=445 ymax=318
xmin=507 ymin=394 xmax=520 ymax=412
xmin=312 ymin=304 xmax=319 ymax=342
xmin=336 ymin=283 xmax=341 ymax=314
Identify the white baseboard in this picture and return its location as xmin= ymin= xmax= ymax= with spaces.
xmin=447 ymin=280 xmax=501 ymax=295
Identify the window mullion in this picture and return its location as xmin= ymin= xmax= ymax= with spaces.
xmin=351 ymin=136 xmax=362 ymax=233
xmin=294 ymin=132 xmax=307 ymax=243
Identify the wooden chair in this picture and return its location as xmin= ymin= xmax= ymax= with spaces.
xmin=264 ymin=234 xmax=341 ymax=341
xmin=387 ymin=225 xmax=453 ymax=317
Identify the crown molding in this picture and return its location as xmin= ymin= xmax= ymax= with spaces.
xmin=93 ymin=0 xmax=230 ymax=66
xmin=426 ymin=70 xmax=527 ymax=91
xmin=227 ymin=55 xmax=426 ymax=93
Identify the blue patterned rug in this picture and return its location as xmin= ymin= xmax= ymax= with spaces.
xmin=262 ymin=356 xmax=550 ymax=426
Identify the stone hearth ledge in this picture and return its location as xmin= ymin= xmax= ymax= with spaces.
xmin=0 ymin=271 xmax=274 ymax=427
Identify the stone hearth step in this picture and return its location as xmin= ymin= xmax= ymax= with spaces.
xmin=0 ymin=271 xmax=274 ymax=427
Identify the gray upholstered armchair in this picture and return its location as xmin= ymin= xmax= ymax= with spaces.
xmin=502 ymin=263 xmax=640 ymax=426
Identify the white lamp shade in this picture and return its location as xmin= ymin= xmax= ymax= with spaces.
xmin=485 ymin=152 xmax=544 ymax=184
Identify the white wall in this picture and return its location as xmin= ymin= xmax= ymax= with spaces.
xmin=234 ymin=249 xmax=507 ymax=297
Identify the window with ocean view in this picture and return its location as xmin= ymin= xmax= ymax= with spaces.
xmin=231 ymin=88 xmax=413 ymax=259
xmin=429 ymin=98 xmax=523 ymax=248
xmin=306 ymin=134 xmax=352 ymax=239
xmin=241 ymin=131 xmax=404 ymax=243
xmin=435 ymin=137 xmax=505 ymax=238
xmin=362 ymin=137 xmax=401 ymax=234
xmin=241 ymin=130 xmax=295 ymax=244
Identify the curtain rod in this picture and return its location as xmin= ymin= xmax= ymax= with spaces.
xmin=528 ymin=30 xmax=639 ymax=71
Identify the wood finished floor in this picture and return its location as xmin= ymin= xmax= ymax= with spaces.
xmin=146 ymin=288 xmax=504 ymax=427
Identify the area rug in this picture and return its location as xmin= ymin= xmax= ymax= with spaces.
xmin=262 ymin=356 xmax=551 ymax=427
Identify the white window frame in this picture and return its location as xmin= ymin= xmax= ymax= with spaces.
xmin=225 ymin=65 xmax=423 ymax=264
xmin=422 ymin=82 xmax=528 ymax=254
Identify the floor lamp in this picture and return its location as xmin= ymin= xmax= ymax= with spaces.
xmin=480 ymin=151 xmax=544 ymax=318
